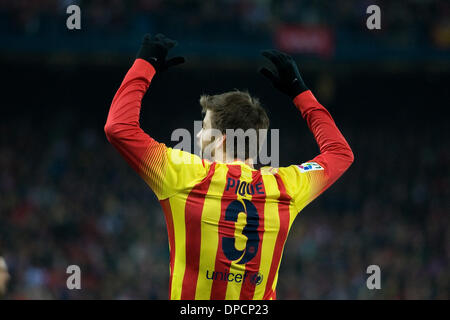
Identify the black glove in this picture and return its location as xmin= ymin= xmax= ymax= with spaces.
xmin=259 ymin=49 xmax=308 ymax=99
xmin=136 ymin=33 xmax=185 ymax=73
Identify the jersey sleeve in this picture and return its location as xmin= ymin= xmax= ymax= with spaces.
xmin=138 ymin=143 xmax=210 ymax=200
xmin=278 ymin=90 xmax=354 ymax=213
xmin=104 ymin=58 xmax=210 ymax=200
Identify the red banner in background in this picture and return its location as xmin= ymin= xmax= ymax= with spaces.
xmin=275 ymin=25 xmax=335 ymax=58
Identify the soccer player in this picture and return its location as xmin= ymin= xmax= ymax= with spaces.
xmin=105 ymin=34 xmax=354 ymax=300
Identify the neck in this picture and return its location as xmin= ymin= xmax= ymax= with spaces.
xmin=213 ymin=149 xmax=254 ymax=168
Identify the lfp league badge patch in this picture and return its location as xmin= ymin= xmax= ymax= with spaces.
xmin=297 ymin=162 xmax=324 ymax=173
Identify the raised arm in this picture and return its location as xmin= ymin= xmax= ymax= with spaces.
xmin=105 ymin=33 xmax=184 ymax=169
xmin=104 ymin=58 xmax=157 ymax=172
xmin=105 ymin=34 xmax=205 ymax=200
xmin=259 ymin=49 xmax=354 ymax=212
xmin=292 ymin=89 xmax=354 ymax=188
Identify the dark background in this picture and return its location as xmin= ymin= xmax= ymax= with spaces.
xmin=0 ymin=0 xmax=449 ymax=299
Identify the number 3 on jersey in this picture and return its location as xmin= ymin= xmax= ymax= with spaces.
xmin=222 ymin=199 xmax=260 ymax=264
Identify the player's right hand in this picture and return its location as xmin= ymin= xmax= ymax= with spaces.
xmin=136 ymin=33 xmax=185 ymax=73
xmin=259 ymin=49 xmax=308 ymax=99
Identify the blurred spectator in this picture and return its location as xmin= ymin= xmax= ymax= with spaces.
xmin=0 ymin=257 xmax=10 ymax=297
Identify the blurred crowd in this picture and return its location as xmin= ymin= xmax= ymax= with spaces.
xmin=0 ymin=103 xmax=448 ymax=299
xmin=281 ymin=124 xmax=449 ymax=299
xmin=1 ymin=0 xmax=449 ymax=48
xmin=0 ymin=0 xmax=448 ymax=302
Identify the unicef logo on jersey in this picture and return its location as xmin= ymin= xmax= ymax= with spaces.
xmin=250 ymin=272 xmax=263 ymax=286
xmin=205 ymin=270 xmax=264 ymax=286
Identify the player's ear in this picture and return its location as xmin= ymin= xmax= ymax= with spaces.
xmin=217 ymin=134 xmax=226 ymax=149
xmin=220 ymin=134 xmax=233 ymax=162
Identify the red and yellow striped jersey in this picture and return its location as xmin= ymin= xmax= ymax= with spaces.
xmin=105 ymin=59 xmax=354 ymax=300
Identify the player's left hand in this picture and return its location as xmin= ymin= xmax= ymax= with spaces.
xmin=136 ymin=33 xmax=185 ymax=73
xmin=259 ymin=49 xmax=308 ymax=99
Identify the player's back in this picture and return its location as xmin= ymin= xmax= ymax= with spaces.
xmin=105 ymin=58 xmax=354 ymax=300
xmin=161 ymin=160 xmax=303 ymax=300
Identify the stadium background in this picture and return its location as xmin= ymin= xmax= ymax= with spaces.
xmin=0 ymin=0 xmax=448 ymax=299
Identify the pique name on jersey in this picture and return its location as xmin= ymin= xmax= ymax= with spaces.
xmin=225 ymin=177 xmax=265 ymax=196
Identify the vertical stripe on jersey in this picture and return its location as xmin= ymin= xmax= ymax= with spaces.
xmin=210 ymin=165 xmax=242 ymax=300
xmin=253 ymin=173 xmax=280 ymax=299
xmin=263 ymin=173 xmax=292 ymax=299
xmin=160 ymin=199 xmax=175 ymax=300
xmin=180 ymin=164 xmax=217 ymax=299
xmin=224 ymin=166 xmax=253 ymax=299
xmin=239 ymin=170 xmax=266 ymax=299
xmin=194 ymin=165 xmax=230 ymax=299
xmin=167 ymin=193 xmax=189 ymax=299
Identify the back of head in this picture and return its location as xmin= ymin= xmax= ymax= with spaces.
xmin=199 ymin=90 xmax=269 ymax=161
